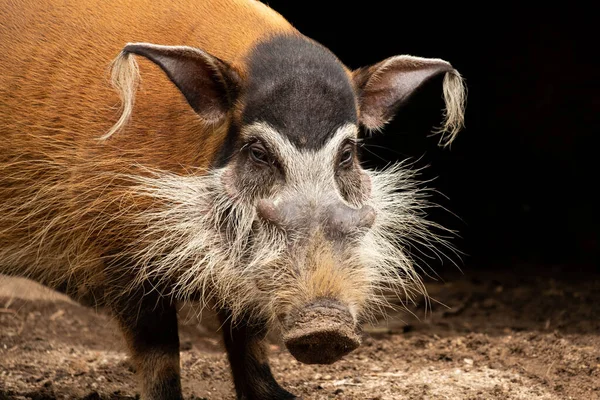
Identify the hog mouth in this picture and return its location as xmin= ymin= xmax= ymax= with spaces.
xmin=281 ymin=299 xmax=362 ymax=364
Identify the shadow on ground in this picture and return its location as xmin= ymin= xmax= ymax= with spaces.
xmin=1 ymin=264 xmax=598 ymax=400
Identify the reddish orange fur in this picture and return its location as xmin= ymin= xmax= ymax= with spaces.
xmin=0 ymin=0 xmax=297 ymax=286
xmin=1 ymin=0 xmax=296 ymax=170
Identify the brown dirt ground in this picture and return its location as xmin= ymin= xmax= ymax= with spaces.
xmin=1 ymin=265 xmax=599 ymax=400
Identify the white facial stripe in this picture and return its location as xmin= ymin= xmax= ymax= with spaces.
xmin=319 ymin=123 xmax=358 ymax=157
xmin=240 ymin=122 xmax=358 ymax=203
xmin=241 ymin=121 xmax=298 ymax=167
xmin=241 ymin=122 xmax=357 ymax=164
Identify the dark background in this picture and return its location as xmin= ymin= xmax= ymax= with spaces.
xmin=266 ymin=2 xmax=598 ymax=275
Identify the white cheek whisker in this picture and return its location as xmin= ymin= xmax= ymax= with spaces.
xmin=114 ymin=119 xmax=457 ymax=325
xmin=0 ymin=120 xmax=458 ymax=330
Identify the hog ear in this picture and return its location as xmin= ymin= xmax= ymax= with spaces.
xmin=353 ymin=56 xmax=466 ymax=147
xmin=123 ymin=42 xmax=241 ymax=122
xmin=103 ymin=42 xmax=241 ymax=139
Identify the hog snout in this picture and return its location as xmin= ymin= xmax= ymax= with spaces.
xmin=282 ymin=299 xmax=361 ymax=365
xmin=257 ymin=198 xmax=375 ymax=237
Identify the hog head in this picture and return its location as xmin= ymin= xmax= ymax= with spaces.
xmin=108 ymin=34 xmax=465 ymax=365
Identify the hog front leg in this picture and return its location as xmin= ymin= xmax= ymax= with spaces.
xmin=218 ymin=309 xmax=298 ymax=400
xmin=112 ymin=288 xmax=183 ymax=400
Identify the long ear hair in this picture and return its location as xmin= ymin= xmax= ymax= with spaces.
xmin=102 ymin=42 xmax=241 ymax=140
xmin=100 ymin=51 xmax=141 ymax=140
xmin=353 ymin=55 xmax=466 ymax=146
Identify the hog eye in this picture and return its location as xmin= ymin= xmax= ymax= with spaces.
xmin=248 ymin=142 xmax=270 ymax=165
xmin=339 ymin=145 xmax=354 ymax=168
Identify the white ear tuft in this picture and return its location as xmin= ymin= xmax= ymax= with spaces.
xmin=353 ymin=55 xmax=467 ymax=147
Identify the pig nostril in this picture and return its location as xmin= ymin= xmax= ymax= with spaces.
xmin=298 ymin=343 xmax=311 ymax=352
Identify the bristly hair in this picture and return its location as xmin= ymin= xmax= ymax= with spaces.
xmin=0 ymin=155 xmax=458 ymax=329
xmin=114 ymin=160 xmax=458 ymax=328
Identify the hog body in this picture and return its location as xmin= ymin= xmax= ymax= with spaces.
xmin=0 ymin=0 xmax=465 ymax=398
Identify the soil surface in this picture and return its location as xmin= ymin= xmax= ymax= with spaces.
xmin=1 ymin=265 xmax=598 ymax=400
